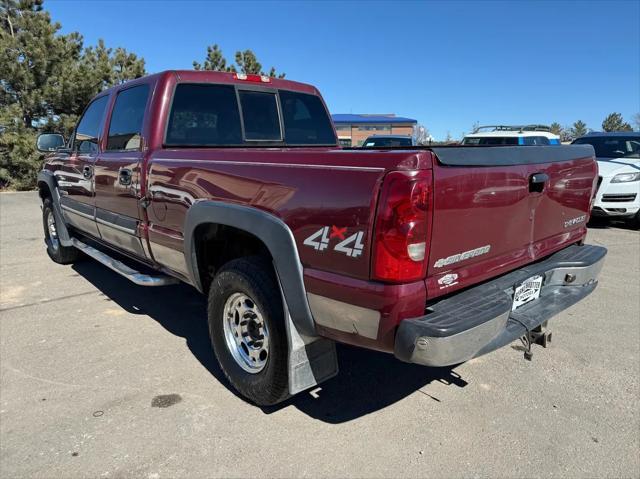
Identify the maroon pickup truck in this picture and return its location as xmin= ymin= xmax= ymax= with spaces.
xmin=36 ymin=71 xmax=606 ymax=406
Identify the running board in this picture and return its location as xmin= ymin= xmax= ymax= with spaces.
xmin=71 ymin=238 xmax=179 ymax=287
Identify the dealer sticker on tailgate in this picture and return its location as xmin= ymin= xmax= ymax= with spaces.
xmin=512 ymin=275 xmax=543 ymax=311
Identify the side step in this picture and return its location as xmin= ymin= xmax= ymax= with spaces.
xmin=71 ymin=238 xmax=179 ymax=287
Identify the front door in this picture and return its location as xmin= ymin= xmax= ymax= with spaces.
xmin=94 ymin=83 xmax=150 ymax=259
xmin=56 ymin=94 xmax=110 ymax=238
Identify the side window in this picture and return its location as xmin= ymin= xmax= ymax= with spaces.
xmin=165 ymin=84 xmax=242 ymax=146
xmin=73 ymin=95 xmax=109 ymax=154
xmin=238 ymin=90 xmax=281 ymax=141
xmin=107 ymin=84 xmax=150 ymax=151
xmin=527 ymin=136 xmax=551 ymax=145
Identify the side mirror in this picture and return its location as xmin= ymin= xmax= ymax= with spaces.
xmin=36 ymin=133 xmax=66 ymax=152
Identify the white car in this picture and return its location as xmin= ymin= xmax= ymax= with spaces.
xmin=573 ymin=132 xmax=640 ymax=227
xmin=461 ymin=125 xmax=561 ymax=145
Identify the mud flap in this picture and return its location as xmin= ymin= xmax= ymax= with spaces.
xmin=277 ymin=275 xmax=338 ymax=396
xmin=37 ymin=170 xmax=73 ymax=247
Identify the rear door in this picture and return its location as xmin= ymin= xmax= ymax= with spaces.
xmin=94 ymin=83 xmax=151 ymax=259
xmin=57 ymin=94 xmax=110 ymax=238
xmin=426 ymin=145 xmax=595 ymax=298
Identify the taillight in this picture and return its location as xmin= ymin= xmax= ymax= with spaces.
xmin=372 ymin=170 xmax=433 ymax=283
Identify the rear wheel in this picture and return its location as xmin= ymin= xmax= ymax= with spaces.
xmin=42 ymin=197 xmax=80 ymax=264
xmin=207 ymin=257 xmax=289 ymax=406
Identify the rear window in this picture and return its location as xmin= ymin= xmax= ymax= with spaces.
xmin=165 ymin=83 xmax=336 ymax=147
xmin=238 ymin=90 xmax=282 ymax=141
xmin=462 ymin=136 xmax=519 ymax=145
xmin=573 ymin=136 xmax=640 ymax=158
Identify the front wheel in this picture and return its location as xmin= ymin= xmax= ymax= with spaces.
xmin=207 ymin=257 xmax=289 ymax=406
xmin=42 ymin=197 xmax=80 ymax=264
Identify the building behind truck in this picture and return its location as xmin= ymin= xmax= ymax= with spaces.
xmin=332 ymin=113 xmax=417 ymax=147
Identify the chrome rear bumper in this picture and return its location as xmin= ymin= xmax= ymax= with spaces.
xmin=394 ymin=244 xmax=606 ymax=367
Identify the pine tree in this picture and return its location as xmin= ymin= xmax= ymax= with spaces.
xmin=549 ymin=122 xmax=563 ymax=136
xmin=571 ymin=120 xmax=588 ymax=139
xmin=193 ymin=44 xmax=235 ymax=72
xmin=602 ymin=113 xmax=632 ymax=132
xmin=0 ymin=0 xmax=146 ymax=189
xmin=194 ymin=45 xmax=285 ymax=78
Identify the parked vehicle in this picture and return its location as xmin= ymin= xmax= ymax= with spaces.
xmin=462 ymin=125 xmax=561 ymax=145
xmin=37 ymin=71 xmax=606 ymax=405
xmin=572 ymin=132 xmax=640 ymax=227
xmin=362 ymin=135 xmax=414 ymax=147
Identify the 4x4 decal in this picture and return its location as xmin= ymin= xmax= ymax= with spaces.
xmin=304 ymin=226 xmax=331 ymax=251
xmin=304 ymin=226 xmax=365 ymax=258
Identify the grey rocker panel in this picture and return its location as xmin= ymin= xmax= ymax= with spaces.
xmin=37 ymin=170 xmax=73 ymax=247
xmin=183 ymin=201 xmax=316 ymax=337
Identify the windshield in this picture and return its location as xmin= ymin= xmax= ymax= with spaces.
xmin=362 ymin=137 xmax=412 ymax=147
xmin=462 ymin=136 xmax=519 ymax=145
xmin=572 ymin=136 xmax=640 ymax=159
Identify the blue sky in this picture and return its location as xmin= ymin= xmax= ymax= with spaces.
xmin=47 ymin=0 xmax=639 ymax=140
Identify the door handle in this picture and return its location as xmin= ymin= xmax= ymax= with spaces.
xmin=529 ymin=173 xmax=549 ymax=193
xmin=82 ymin=165 xmax=93 ymax=179
xmin=118 ymin=168 xmax=132 ymax=186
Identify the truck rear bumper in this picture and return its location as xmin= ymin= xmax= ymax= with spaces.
xmin=394 ymin=244 xmax=606 ymax=367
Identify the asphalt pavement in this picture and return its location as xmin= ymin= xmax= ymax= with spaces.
xmin=1 ymin=191 xmax=638 ymax=478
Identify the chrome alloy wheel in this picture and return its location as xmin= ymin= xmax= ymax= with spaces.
xmin=222 ymin=292 xmax=269 ymax=373
xmin=46 ymin=210 xmax=60 ymax=251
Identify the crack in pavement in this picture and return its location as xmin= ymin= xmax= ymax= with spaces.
xmin=0 ymin=291 xmax=100 ymax=312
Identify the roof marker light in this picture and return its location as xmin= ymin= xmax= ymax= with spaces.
xmin=233 ymin=73 xmax=271 ymax=83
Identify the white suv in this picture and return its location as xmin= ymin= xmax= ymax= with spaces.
xmin=572 ymin=132 xmax=640 ymax=228
xmin=461 ymin=125 xmax=561 ymax=145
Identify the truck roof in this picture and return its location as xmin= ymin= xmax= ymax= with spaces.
xmin=99 ymin=70 xmax=320 ymax=96
xmin=582 ymin=131 xmax=640 ymax=137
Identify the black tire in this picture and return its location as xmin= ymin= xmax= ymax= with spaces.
xmin=207 ymin=257 xmax=289 ymax=406
xmin=42 ymin=197 xmax=80 ymax=264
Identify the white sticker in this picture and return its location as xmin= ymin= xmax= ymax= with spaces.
xmin=334 ymin=231 xmax=365 ymax=258
xmin=303 ymin=226 xmax=330 ymax=251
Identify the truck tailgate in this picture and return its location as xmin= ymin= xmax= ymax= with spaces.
xmin=426 ymin=145 xmax=596 ymax=299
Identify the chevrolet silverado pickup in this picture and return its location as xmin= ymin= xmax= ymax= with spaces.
xmin=36 ymin=71 xmax=606 ymax=406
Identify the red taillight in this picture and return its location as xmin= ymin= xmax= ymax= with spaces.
xmin=372 ymin=170 xmax=433 ymax=283
xmin=233 ymin=73 xmax=271 ymax=83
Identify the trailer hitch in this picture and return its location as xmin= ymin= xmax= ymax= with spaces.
xmin=512 ymin=319 xmax=552 ymax=361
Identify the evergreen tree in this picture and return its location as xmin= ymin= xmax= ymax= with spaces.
xmin=193 ymin=44 xmax=235 ymax=72
xmin=602 ymin=113 xmax=632 ymax=132
xmin=571 ymin=120 xmax=588 ymax=138
xmin=549 ymin=122 xmax=563 ymax=136
xmin=194 ymin=45 xmax=285 ymax=78
xmin=0 ymin=0 xmax=146 ymax=189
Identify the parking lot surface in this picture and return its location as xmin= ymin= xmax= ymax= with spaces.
xmin=1 ymin=191 xmax=639 ymax=478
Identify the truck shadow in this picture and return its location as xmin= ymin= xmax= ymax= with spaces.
xmin=72 ymin=261 xmax=468 ymax=424
xmin=588 ymin=217 xmax=638 ymax=231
